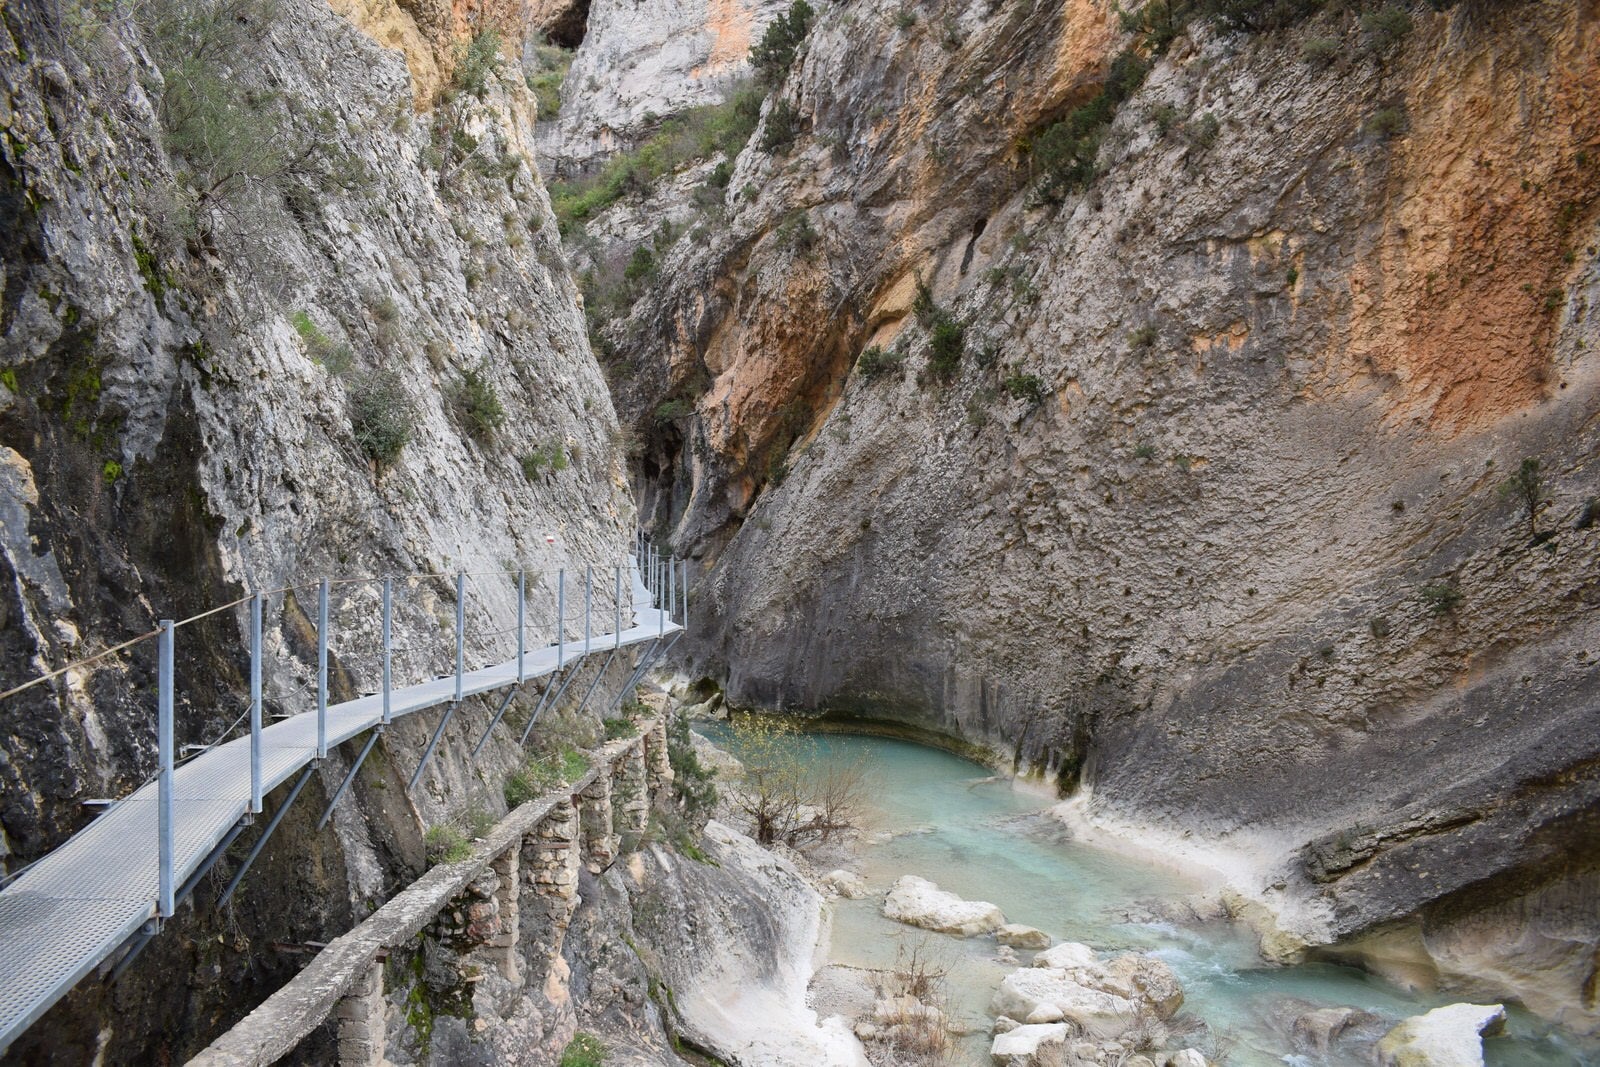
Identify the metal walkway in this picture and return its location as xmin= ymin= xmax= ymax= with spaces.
xmin=0 ymin=551 xmax=684 ymax=1055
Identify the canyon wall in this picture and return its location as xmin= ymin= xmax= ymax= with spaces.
xmin=0 ymin=0 xmax=641 ymax=1057
xmin=579 ymin=0 xmax=1600 ymax=1033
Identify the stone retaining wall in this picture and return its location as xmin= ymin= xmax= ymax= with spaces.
xmin=188 ymin=718 xmax=674 ymax=1067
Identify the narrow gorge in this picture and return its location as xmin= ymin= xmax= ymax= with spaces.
xmin=0 ymin=0 xmax=1595 ymax=1062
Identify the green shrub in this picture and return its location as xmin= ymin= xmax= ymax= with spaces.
xmin=928 ymin=319 xmax=965 ymax=381
xmin=1133 ymin=442 xmax=1156 ymax=460
xmin=894 ymin=10 xmax=917 ymax=28
xmin=525 ymin=41 xmax=574 ymax=119
xmin=654 ymin=397 xmax=694 ymax=423
xmin=506 ymin=746 xmax=591 ymax=807
xmin=424 ymin=825 xmax=472 ymax=866
xmin=1497 ymin=456 xmax=1545 ymax=539
xmin=1420 ymin=581 xmax=1462 ymax=616
xmin=452 ymin=364 xmax=506 ymax=441
xmin=776 ymin=211 xmax=819 ymax=253
xmin=1031 ymin=50 xmax=1149 ymax=199
xmin=453 ymin=29 xmax=502 ymax=97
xmin=560 ymin=1033 xmax=608 ymax=1067
xmin=519 ymin=443 xmax=568 ymax=480
xmin=708 ymin=160 xmax=733 ymax=188
xmin=1359 ymin=5 xmax=1411 ymax=52
xmin=1128 ymin=324 xmax=1158 ymax=350
xmin=1366 ymin=106 xmax=1407 ymax=139
xmin=1186 ymin=113 xmax=1220 ymax=150
xmin=349 ymin=369 xmax=413 ymax=473
xmin=623 ymin=244 xmax=658 ymax=284
xmin=1302 ymin=35 xmax=1341 ymax=65
xmin=856 ymin=345 xmax=904 ymax=381
xmin=760 ymin=100 xmax=801 ymax=154
xmin=1199 ymin=0 xmax=1321 ymax=34
xmin=1003 ymin=372 xmax=1045 ymax=405
xmin=603 ymin=717 xmax=640 ymax=740
xmin=750 ymin=0 xmax=815 ymax=85
xmin=667 ymin=713 xmax=718 ymax=826
xmin=549 ymin=87 xmax=763 ymax=229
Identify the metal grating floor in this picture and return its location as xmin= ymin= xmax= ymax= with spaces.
xmin=0 ymin=569 xmax=677 ymax=1053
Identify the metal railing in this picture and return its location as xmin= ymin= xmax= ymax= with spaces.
xmin=0 ymin=537 xmax=692 ymax=1056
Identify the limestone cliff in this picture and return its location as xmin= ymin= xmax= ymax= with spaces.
xmin=0 ymin=0 xmax=637 ymax=1057
xmin=573 ymin=0 xmax=1600 ymax=1034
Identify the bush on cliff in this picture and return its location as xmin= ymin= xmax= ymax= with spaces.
xmin=751 ymin=0 xmax=816 ymax=86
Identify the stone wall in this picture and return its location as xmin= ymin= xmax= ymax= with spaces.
xmin=188 ymin=718 xmax=673 ymax=1067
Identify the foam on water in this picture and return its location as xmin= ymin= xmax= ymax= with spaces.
xmin=700 ymin=727 xmax=1593 ymax=1067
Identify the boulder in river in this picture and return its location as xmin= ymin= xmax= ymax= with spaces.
xmin=820 ymin=869 xmax=867 ymax=899
xmin=1376 ymin=1003 xmax=1507 ymax=1067
xmin=990 ymin=1021 xmax=1072 ymax=1062
xmin=882 ymin=875 xmax=1006 ymax=937
xmin=1034 ymin=941 xmax=1099 ymax=970
xmin=998 ymin=923 xmax=1051 ymax=949
xmin=993 ymin=943 xmax=1184 ymax=1041
xmin=993 ymin=967 xmax=1141 ymax=1039
xmin=1292 ymin=1005 xmax=1383 ymax=1055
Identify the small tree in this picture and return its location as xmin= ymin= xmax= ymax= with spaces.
xmin=750 ymin=0 xmax=816 ymax=85
xmin=724 ymin=716 xmax=865 ymax=846
xmin=1498 ymin=457 xmax=1545 ymax=540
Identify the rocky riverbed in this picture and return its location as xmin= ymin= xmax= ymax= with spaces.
xmin=690 ymin=712 xmax=1594 ymax=1067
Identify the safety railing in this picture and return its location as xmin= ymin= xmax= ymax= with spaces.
xmin=0 ymin=537 xmax=691 ymax=1057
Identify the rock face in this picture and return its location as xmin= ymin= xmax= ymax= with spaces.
xmin=882 ymin=875 xmax=1006 ymax=937
xmin=619 ymin=821 xmax=870 ymax=1067
xmin=1375 ymin=1003 xmax=1507 ymax=1067
xmin=0 ymin=0 xmax=633 ymax=1058
xmin=537 ymin=0 xmax=789 ymax=174
xmin=573 ymin=0 xmax=1600 ymax=1028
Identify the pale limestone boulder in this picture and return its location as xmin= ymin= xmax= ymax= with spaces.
xmin=1169 ymin=1050 xmax=1208 ymax=1067
xmin=1025 ymin=1004 xmax=1065 ymax=1024
xmin=882 ymin=876 xmax=1005 ymax=937
xmin=1034 ymin=942 xmax=1099 ymax=970
xmin=1102 ymin=954 xmax=1184 ymax=1019
xmin=1376 ymin=1004 xmax=1507 ymax=1067
xmin=998 ymin=923 xmax=1051 ymax=949
xmin=992 ymin=967 xmax=1141 ymax=1040
xmin=1292 ymin=1006 xmax=1381 ymax=1055
xmin=821 ymin=869 xmax=867 ymax=899
xmin=990 ymin=1022 xmax=1072 ymax=1061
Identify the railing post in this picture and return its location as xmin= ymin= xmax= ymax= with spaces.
xmin=614 ymin=565 xmax=622 ymax=649
xmin=668 ymin=555 xmax=676 ymax=621
xmin=681 ymin=558 xmax=689 ymax=635
xmin=317 ymin=579 xmax=329 ymax=760
xmin=517 ymin=567 xmax=526 ymax=684
xmin=557 ymin=568 xmax=566 ymax=670
xmin=249 ymin=592 xmax=262 ymax=815
xmin=454 ymin=571 xmax=465 ymax=704
xmin=381 ymin=577 xmax=393 ymax=726
xmin=584 ymin=564 xmax=592 ymax=656
xmin=158 ymin=619 xmax=175 ymax=919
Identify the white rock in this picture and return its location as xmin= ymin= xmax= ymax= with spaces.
xmin=882 ymin=875 xmax=1006 ymax=937
xmin=1034 ymin=941 xmax=1100 ymax=970
xmin=1169 ymin=1049 xmax=1208 ymax=1067
xmin=992 ymin=1015 xmax=1020 ymax=1033
xmin=1025 ymin=1004 xmax=1065 ymax=1024
xmin=997 ymin=923 xmax=1051 ymax=949
xmin=992 ymin=967 xmax=1141 ymax=1040
xmin=821 ymin=869 xmax=867 ymax=899
xmin=1376 ymin=1003 xmax=1507 ymax=1067
xmin=990 ymin=1022 xmax=1072 ymax=1060
xmin=1103 ymin=954 xmax=1184 ymax=1019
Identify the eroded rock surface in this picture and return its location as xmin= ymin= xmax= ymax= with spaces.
xmin=882 ymin=874 xmax=1006 ymax=937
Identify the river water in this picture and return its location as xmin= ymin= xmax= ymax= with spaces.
xmin=701 ymin=726 xmax=1592 ymax=1067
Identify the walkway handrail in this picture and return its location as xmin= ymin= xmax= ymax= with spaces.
xmin=0 ymin=540 xmax=692 ymax=1057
